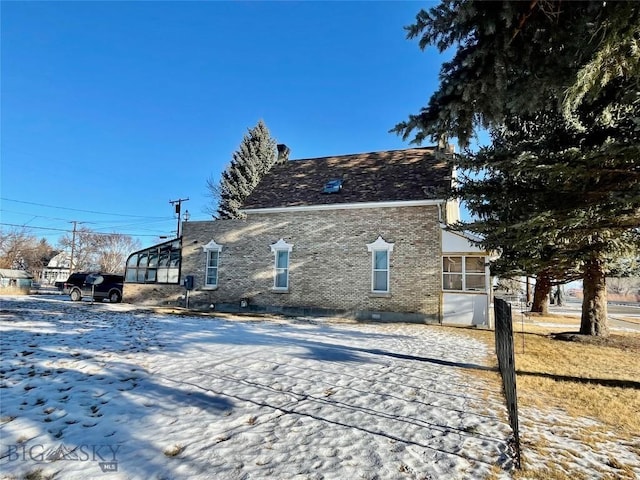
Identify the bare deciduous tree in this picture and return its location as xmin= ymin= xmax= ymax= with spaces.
xmin=58 ymin=226 xmax=101 ymax=272
xmin=94 ymin=234 xmax=141 ymax=273
xmin=607 ymin=277 xmax=640 ymax=297
xmin=0 ymin=228 xmax=56 ymax=278
xmin=58 ymin=227 xmax=140 ymax=273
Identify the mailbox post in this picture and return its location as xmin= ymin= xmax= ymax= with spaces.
xmin=183 ymin=275 xmax=194 ymax=309
xmin=90 ymin=275 xmax=104 ymax=304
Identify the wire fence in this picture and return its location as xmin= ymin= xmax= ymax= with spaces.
xmin=494 ymin=297 xmax=522 ymax=469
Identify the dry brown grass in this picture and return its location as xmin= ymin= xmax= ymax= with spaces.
xmin=457 ymin=320 xmax=640 ymax=434
xmin=448 ymin=320 xmax=640 ymax=479
xmin=513 ymin=331 xmax=640 ymax=434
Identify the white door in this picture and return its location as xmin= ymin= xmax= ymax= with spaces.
xmin=442 ymin=293 xmax=488 ymax=326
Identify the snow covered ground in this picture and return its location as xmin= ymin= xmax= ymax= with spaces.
xmin=0 ymin=295 xmax=514 ymax=479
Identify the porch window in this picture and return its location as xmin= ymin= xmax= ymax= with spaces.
xmin=443 ymin=256 xmax=486 ymax=291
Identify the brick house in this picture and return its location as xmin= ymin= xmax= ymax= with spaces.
xmin=124 ymin=146 xmax=490 ymax=325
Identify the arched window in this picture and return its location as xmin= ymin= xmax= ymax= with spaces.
xmin=270 ymin=239 xmax=293 ymax=290
xmin=203 ymin=240 xmax=223 ymax=288
xmin=366 ymin=236 xmax=394 ymax=293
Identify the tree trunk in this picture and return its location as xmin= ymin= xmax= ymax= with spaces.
xmin=555 ymin=285 xmax=565 ymax=307
xmin=531 ymin=271 xmax=552 ymax=314
xmin=580 ymin=256 xmax=609 ymax=337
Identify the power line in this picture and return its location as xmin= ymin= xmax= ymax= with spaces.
xmin=0 ymin=222 xmax=167 ymax=237
xmin=90 ymin=219 xmax=175 ymax=232
xmin=0 ymin=208 xmax=174 ymax=225
xmin=1 ymin=197 xmax=179 ymax=240
xmin=0 ymin=209 xmax=176 ymax=235
xmin=1 ymin=197 xmax=172 ymax=219
xmin=0 ymin=209 xmax=72 ymax=223
xmin=0 ymin=223 xmax=70 ymax=233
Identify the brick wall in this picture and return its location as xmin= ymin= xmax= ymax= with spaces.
xmin=125 ymin=206 xmax=441 ymax=319
xmin=125 ymin=205 xmax=442 ymax=320
xmin=124 ymin=283 xmax=184 ymax=305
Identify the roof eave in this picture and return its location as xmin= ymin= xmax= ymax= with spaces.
xmin=241 ymin=199 xmax=446 ymax=215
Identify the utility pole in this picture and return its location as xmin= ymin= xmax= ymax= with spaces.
xmin=169 ymin=198 xmax=189 ymax=238
xmin=69 ymin=221 xmax=85 ymax=273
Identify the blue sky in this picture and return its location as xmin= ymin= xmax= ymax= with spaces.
xmin=2 ymin=1 xmax=454 ymax=249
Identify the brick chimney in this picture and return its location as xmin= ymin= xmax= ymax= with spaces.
xmin=277 ymin=144 xmax=290 ymax=163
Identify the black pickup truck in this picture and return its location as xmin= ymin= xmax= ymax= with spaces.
xmin=63 ymin=272 xmax=124 ymax=303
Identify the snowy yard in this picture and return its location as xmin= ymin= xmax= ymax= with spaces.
xmin=0 ymin=296 xmax=513 ymax=480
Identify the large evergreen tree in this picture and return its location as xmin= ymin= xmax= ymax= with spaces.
xmin=395 ymin=0 xmax=639 ymax=336
xmin=394 ymin=1 xmax=639 ymax=146
xmin=208 ymin=120 xmax=277 ymax=219
xmin=453 ymin=111 xmax=639 ymax=329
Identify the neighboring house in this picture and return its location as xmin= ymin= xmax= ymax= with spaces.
xmin=124 ymin=146 xmax=491 ymax=326
xmin=0 ymin=269 xmax=34 ymax=294
xmin=41 ymin=252 xmax=71 ymax=285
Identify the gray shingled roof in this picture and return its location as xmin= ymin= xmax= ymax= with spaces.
xmin=242 ymin=147 xmax=452 ymax=210
xmin=0 ymin=269 xmax=33 ymax=279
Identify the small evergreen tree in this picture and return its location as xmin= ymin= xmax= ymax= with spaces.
xmin=208 ymin=120 xmax=277 ymax=219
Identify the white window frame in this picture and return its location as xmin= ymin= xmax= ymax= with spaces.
xmin=270 ymin=239 xmax=293 ymax=290
xmin=442 ymin=255 xmax=487 ymax=292
xmin=366 ymin=236 xmax=394 ymax=293
xmin=203 ymin=240 xmax=223 ymax=288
